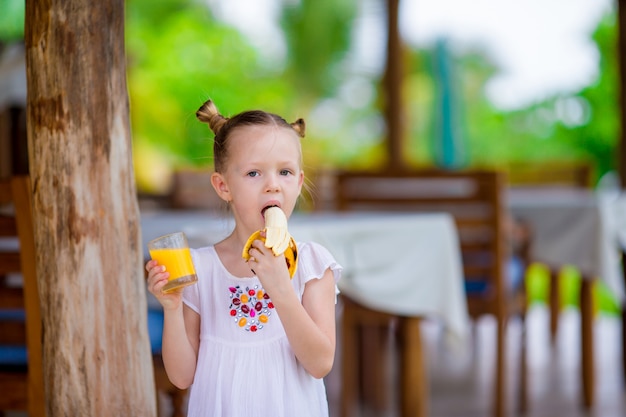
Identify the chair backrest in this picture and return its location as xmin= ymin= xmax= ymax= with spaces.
xmin=506 ymin=161 xmax=594 ymax=188
xmin=0 ymin=175 xmax=45 ymax=416
xmin=333 ymin=169 xmax=508 ymax=318
xmin=168 ymin=169 xmax=224 ymax=211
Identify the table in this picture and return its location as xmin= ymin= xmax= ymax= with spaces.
xmin=508 ymin=188 xmax=625 ymax=301
xmin=141 ymin=210 xmax=469 ymax=345
xmin=507 ymin=187 xmax=626 ymax=408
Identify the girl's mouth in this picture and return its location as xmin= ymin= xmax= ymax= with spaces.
xmin=261 ymin=204 xmax=279 ymax=218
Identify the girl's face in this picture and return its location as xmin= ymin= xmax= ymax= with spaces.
xmin=212 ymin=124 xmax=304 ymax=235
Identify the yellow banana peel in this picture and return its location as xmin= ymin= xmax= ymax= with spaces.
xmin=242 ymin=206 xmax=298 ymax=278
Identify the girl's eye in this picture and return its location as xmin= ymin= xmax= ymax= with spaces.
xmin=247 ymin=171 xmax=259 ymax=178
xmin=280 ymin=169 xmax=292 ymax=176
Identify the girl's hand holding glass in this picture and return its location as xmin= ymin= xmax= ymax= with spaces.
xmin=145 ymin=259 xmax=184 ymax=311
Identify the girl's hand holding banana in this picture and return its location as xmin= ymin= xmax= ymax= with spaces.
xmin=242 ymin=206 xmax=298 ymax=278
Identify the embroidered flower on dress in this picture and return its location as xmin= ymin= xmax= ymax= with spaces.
xmin=228 ymin=285 xmax=274 ymax=332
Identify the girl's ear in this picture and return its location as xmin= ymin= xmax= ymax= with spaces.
xmin=297 ymin=170 xmax=304 ymax=191
xmin=211 ymin=172 xmax=231 ymax=202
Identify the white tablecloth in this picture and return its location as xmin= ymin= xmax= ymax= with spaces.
xmin=508 ymin=188 xmax=626 ymax=301
xmin=141 ymin=210 xmax=469 ymax=345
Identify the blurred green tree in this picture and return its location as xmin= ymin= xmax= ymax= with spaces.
xmin=551 ymin=14 xmax=619 ymax=178
xmin=126 ymin=0 xmax=291 ymax=192
xmin=125 ymin=0 xmax=358 ymax=192
xmin=280 ymin=0 xmax=357 ymax=103
xmin=404 ymin=8 xmax=618 ymax=182
xmin=0 ymin=1 xmax=619 ymax=189
xmin=0 ymin=0 xmax=24 ymax=42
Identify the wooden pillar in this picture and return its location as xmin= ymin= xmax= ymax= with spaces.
xmin=384 ymin=0 xmax=406 ymax=170
xmin=24 ymin=0 xmax=157 ymax=415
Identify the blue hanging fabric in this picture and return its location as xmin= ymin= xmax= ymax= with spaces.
xmin=433 ymin=37 xmax=466 ymax=169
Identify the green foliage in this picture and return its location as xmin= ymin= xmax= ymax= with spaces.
xmin=3 ymin=0 xmax=619 ymax=190
xmin=280 ymin=0 xmax=358 ymax=102
xmin=552 ymin=14 xmax=620 ymax=178
xmin=0 ymin=0 xmax=24 ymax=42
xmin=397 ymin=8 xmax=619 ymax=179
xmin=125 ymin=0 xmax=297 ymax=191
xmin=464 ymin=11 xmax=619 ymax=178
xmin=526 ymin=263 xmax=620 ymax=315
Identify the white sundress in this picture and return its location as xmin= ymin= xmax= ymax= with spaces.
xmin=182 ymin=241 xmax=342 ymax=417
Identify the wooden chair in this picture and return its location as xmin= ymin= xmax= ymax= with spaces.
xmin=332 ymin=169 xmax=527 ymax=417
xmin=506 ymin=161 xmax=594 ymax=188
xmin=168 ymin=169 xmax=223 ymax=212
xmin=508 ymin=162 xmax=610 ymax=409
xmin=507 ymin=161 xmax=594 ymax=346
xmin=0 ymin=175 xmax=45 ymax=416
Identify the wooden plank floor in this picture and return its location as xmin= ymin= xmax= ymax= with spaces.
xmin=73 ymin=302 xmax=624 ymax=417
xmin=325 ymin=304 xmax=626 ymax=417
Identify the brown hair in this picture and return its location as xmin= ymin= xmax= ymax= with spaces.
xmin=196 ymin=100 xmax=305 ymax=173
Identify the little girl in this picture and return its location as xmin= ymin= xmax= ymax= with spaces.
xmin=146 ymin=100 xmax=342 ymax=416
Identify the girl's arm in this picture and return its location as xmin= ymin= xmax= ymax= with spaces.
xmin=266 ymin=268 xmax=337 ymax=379
xmin=248 ymin=242 xmax=337 ymax=378
xmin=161 ymin=304 xmax=200 ymax=389
xmin=146 ymin=260 xmax=200 ymax=389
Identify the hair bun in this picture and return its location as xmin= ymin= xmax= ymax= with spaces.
xmin=291 ymin=118 xmax=305 ymax=138
xmin=196 ymin=100 xmax=228 ymax=135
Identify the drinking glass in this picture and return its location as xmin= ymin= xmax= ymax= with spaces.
xmin=148 ymin=232 xmax=198 ymax=293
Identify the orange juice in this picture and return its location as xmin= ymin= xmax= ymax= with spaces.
xmin=149 ymin=247 xmax=198 ymax=293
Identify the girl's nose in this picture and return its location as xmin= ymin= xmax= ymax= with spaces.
xmin=265 ymin=175 xmax=280 ymax=193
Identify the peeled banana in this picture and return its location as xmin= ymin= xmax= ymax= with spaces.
xmin=242 ymin=206 xmax=298 ymax=278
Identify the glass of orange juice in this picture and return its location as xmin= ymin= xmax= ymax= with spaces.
xmin=148 ymin=232 xmax=198 ymax=293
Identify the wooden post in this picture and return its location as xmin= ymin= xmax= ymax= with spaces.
xmin=580 ymin=278 xmax=595 ymax=408
xmin=383 ymin=0 xmax=406 ymax=170
xmin=399 ymin=317 xmax=427 ymax=417
xmin=24 ymin=0 xmax=157 ymax=415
